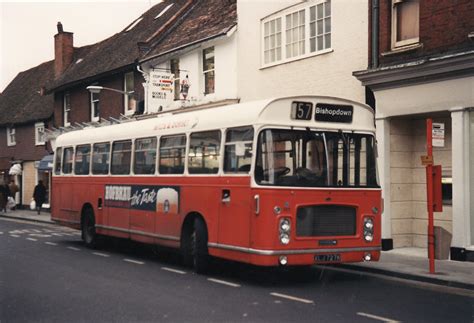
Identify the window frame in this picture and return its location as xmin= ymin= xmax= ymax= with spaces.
xmin=110 ymin=140 xmax=132 ymax=175
xmin=202 ymin=47 xmax=215 ymax=95
xmin=74 ymin=144 xmax=92 ymax=176
xmin=223 ymin=126 xmax=254 ymax=174
xmin=63 ymin=92 xmax=71 ymax=127
xmin=188 ymin=130 xmax=222 ymax=175
xmin=133 ymin=136 xmax=158 ymax=175
xmin=35 ymin=122 xmax=46 ymax=146
xmin=62 ymin=146 xmax=74 ymax=174
xmin=261 ymin=0 xmax=332 ymax=68
xmin=124 ymin=72 xmax=136 ymax=115
xmin=391 ymin=0 xmax=420 ymax=49
xmin=159 ymin=134 xmax=186 ymax=175
xmin=90 ymin=88 xmax=100 ymax=122
xmin=6 ymin=127 xmax=16 ymax=146
xmin=92 ymin=142 xmax=111 ymax=175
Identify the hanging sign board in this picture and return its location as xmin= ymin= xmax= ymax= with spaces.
xmin=148 ymin=70 xmax=174 ymax=112
xmin=432 ymin=123 xmax=445 ymax=147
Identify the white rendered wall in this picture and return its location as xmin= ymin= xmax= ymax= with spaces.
xmin=237 ymin=0 xmax=368 ymax=103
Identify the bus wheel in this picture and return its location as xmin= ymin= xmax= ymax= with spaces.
xmin=191 ymin=218 xmax=209 ymax=274
xmin=82 ymin=208 xmax=97 ymax=248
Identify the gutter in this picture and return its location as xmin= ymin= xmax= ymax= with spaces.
xmin=371 ymin=0 xmax=379 ymax=68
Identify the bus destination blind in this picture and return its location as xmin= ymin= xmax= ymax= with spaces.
xmin=315 ymin=103 xmax=353 ymax=123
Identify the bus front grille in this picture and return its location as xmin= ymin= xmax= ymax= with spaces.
xmin=296 ymin=205 xmax=356 ymax=237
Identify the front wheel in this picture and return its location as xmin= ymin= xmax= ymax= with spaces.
xmin=82 ymin=208 xmax=97 ymax=248
xmin=191 ymin=218 xmax=209 ymax=274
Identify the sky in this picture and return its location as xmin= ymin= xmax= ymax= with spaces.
xmin=0 ymin=0 xmax=163 ymax=92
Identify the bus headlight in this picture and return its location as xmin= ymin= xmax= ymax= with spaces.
xmin=280 ymin=233 xmax=290 ymax=245
xmin=279 ymin=218 xmax=291 ymax=232
xmin=363 ymin=217 xmax=374 ymax=242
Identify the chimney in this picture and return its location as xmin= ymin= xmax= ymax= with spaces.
xmin=54 ymin=22 xmax=74 ymax=78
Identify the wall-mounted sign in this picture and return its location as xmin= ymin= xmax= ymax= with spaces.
xmin=147 ymin=70 xmax=174 ymax=112
xmin=432 ymin=123 xmax=445 ymax=147
xmin=104 ymin=185 xmax=180 ymax=214
xmin=315 ymin=103 xmax=353 ymax=123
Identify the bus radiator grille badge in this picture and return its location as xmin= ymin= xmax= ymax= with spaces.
xmin=319 ymin=240 xmax=337 ymax=246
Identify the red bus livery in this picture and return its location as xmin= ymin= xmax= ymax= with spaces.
xmin=52 ymin=96 xmax=381 ymax=272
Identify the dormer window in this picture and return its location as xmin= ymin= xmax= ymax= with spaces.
xmin=391 ymin=0 xmax=420 ymax=49
xmin=35 ymin=122 xmax=45 ymax=146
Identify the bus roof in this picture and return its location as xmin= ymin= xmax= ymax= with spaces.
xmin=55 ymin=96 xmax=375 ymax=147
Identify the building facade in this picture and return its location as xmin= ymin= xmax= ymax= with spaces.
xmin=237 ymin=0 xmax=369 ymax=104
xmin=354 ymin=0 xmax=474 ymax=260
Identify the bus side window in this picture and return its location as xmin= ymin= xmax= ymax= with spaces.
xmin=92 ymin=142 xmax=111 ymax=175
xmin=62 ymin=147 xmax=74 ymax=174
xmin=159 ymin=135 xmax=186 ymax=174
xmin=134 ymin=137 xmax=157 ymax=175
xmin=74 ymin=144 xmax=91 ymax=175
xmin=54 ymin=147 xmax=62 ymax=175
xmin=224 ymin=126 xmax=254 ymax=173
xmin=188 ymin=130 xmax=221 ymax=174
xmin=111 ymin=140 xmax=132 ymax=175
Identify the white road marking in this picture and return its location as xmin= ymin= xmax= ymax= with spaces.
xmin=45 ymin=242 xmax=58 ymax=246
xmin=29 ymin=234 xmax=52 ymax=238
xmin=26 ymin=238 xmax=38 ymax=241
xmin=52 ymin=233 xmax=64 ymax=236
xmin=161 ymin=267 xmax=186 ymax=275
xmin=67 ymin=246 xmax=81 ymax=251
xmin=357 ymin=312 xmax=401 ymax=323
xmin=124 ymin=259 xmax=145 ymax=265
xmin=207 ymin=278 xmax=241 ymax=288
xmin=270 ymin=292 xmax=314 ymax=304
xmin=92 ymin=252 xmax=110 ymax=258
xmin=10 ymin=235 xmax=20 ymax=238
xmin=0 ymin=232 xmax=3 ymax=234
xmin=32 ymin=229 xmax=42 ymax=233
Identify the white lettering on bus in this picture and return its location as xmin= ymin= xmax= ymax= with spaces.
xmin=315 ymin=107 xmax=352 ymax=117
xmin=130 ymin=188 xmax=158 ymax=206
xmin=105 ymin=185 xmax=131 ymax=202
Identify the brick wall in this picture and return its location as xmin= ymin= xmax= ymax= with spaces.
xmin=53 ymin=71 xmax=144 ymax=127
xmin=376 ymin=0 xmax=474 ymax=65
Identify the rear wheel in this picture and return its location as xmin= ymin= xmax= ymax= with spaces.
xmin=82 ymin=208 xmax=97 ymax=248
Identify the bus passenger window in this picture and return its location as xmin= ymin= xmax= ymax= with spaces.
xmin=224 ymin=126 xmax=254 ymax=173
xmin=134 ymin=137 xmax=157 ymax=175
xmin=62 ymin=147 xmax=74 ymax=174
xmin=159 ymin=135 xmax=186 ymax=174
xmin=189 ymin=130 xmax=221 ymax=174
xmin=74 ymin=144 xmax=91 ymax=175
xmin=92 ymin=142 xmax=110 ymax=175
xmin=111 ymin=140 xmax=132 ymax=175
xmin=54 ymin=147 xmax=62 ymax=175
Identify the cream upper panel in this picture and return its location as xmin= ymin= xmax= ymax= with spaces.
xmin=55 ymin=96 xmax=375 ymax=148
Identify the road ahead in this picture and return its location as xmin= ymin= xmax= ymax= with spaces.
xmin=1 ymin=217 xmax=472 ymax=322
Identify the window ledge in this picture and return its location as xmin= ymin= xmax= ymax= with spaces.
xmin=382 ymin=43 xmax=423 ymax=57
xmin=260 ymin=48 xmax=334 ymax=70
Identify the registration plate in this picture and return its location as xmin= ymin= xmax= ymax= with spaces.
xmin=315 ymin=254 xmax=341 ymax=263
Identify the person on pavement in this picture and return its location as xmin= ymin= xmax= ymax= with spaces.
xmin=33 ymin=180 xmax=47 ymax=215
xmin=8 ymin=179 xmax=19 ymax=210
xmin=0 ymin=179 xmax=11 ymax=213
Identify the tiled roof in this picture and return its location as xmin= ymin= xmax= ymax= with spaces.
xmin=47 ymin=0 xmax=192 ymax=92
xmin=0 ymin=60 xmax=55 ymax=126
xmin=142 ymin=0 xmax=237 ymax=60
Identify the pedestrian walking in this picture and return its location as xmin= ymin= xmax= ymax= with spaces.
xmin=8 ymin=179 xmax=19 ymax=210
xmin=0 ymin=179 xmax=11 ymax=213
xmin=33 ymin=180 xmax=47 ymax=215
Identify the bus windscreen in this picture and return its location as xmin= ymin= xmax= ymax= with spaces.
xmin=255 ymin=129 xmax=379 ymax=188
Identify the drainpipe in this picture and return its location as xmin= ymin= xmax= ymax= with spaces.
xmin=371 ymin=0 xmax=379 ymax=69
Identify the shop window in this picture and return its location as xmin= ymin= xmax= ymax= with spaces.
xmin=392 ymin=0 xmax=419 ymax=49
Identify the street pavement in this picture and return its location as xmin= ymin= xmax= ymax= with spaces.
xmin=1 ymin=208 xmax=473 ymax=292
xmin=1 ymin=217 xmax=472 ymax=323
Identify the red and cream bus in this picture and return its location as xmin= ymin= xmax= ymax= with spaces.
xmin=52 ymin=96 xmax=381 ymax=272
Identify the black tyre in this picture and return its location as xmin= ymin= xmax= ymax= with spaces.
xmin=82 ymin=208 xmax=97 ymax=248
xmin=191 ymin=218 xmax=209 ymax=274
